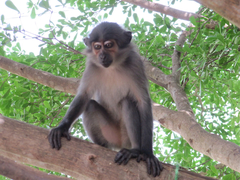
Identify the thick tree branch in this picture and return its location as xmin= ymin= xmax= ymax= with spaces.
xmin=0 ymin=155 xmax=68 ymax=180
xmin=144 ymin=59 xmax=193 ymax=114
xmin=151 ymin=104 xmax=240 ymax=173
xmin=122 ymin=0 xmax=201 ymax=21
xmin=0 ymin=56 xmax=79 ymax=95
xmin=194 ymin=0 xmax=240 ymax=28
xmin=0 ymin=115 xmax=216 ymax=180
xmin=144 ymin=60 xmax=168 ymax=88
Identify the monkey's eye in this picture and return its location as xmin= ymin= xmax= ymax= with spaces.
xmin=93 ymin=43 xmax=102 ymax=50
xmin=104 ymin=41 xmax=114 ymax=48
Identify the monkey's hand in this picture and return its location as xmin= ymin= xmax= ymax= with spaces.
xmin=48 ymin=124 xmax=71 ymax=150
xmin=136 ymin=153 xmax=163 ymax=177
xmin=114 ymin=148 xmax=140 ymax=165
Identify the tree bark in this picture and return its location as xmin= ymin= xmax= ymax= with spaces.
xmin=0 ymin=56 xmax=79 ymax=95
xmin=194 ymin=0 xmax=240 ymax=28
xmin=0 ymin=115 xmax=217 ymax=180
xmin=151 ymin=104 xmax=240 ymax=173
xmin=122 ymin=0 xmax=201 ymax=21
xmin=123 ymin=0 xmax=240 ymax=28
xmin=0 ymin=155 xmax=69 ymax=180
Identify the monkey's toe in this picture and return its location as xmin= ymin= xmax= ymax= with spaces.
xmin=114 ymin=148 xmax=140 ymax=165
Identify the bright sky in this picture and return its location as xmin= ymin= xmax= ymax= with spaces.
xmin=0 ymin=0 xmax=200 ymax=54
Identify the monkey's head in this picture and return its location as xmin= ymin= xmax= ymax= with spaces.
xmin=84 ymin=22 xmax=132 ymax=68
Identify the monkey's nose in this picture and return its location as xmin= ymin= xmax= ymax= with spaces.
xmin=99 ymin=53 xmax=106 ymax=60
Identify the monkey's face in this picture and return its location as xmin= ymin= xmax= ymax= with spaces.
xmin=92 ymin=40 xmax=118 ymax=68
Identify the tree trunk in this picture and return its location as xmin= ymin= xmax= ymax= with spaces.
xmin=0 ymin=114 xmax=216 ymax=180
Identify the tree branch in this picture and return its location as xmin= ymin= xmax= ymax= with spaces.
xmin=0 ymin=155 xmax=68 ymax=180
xmin=171 ymin=30 xmax=191 ymax=83
xmin=0 ymin=115 xmax=216 ymax=180
xmin=122 ymin=0 xmax=201 ymax=21
xmin=152 ymin=104 xmax=240 ymax=173
xmin=0 ymin=56 xmax=79 ymax=95
xmin=194 ymin=0 xmax=240 ymax=28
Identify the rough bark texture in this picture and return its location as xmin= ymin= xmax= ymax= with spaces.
xmin=194 ymin=0 xmax=240 ymax=28
xmin=122 ymin=0 xmax=240 ymax=29
xmin=0 ymin=115 xmax=217 ymax=180
xmin=0 ymin=155 xmax=69 ymax=180
xmin=122 ymin=0 xmax=201 ymax=21
xmin=0 ymin=56 xmax=80 ymax=95
xmin=151 ymin=105 xmax=240 ymax=173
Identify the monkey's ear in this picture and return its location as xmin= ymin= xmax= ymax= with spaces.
xmin=83 ymin=37 xmax=90 ymax=47
xmin=124 ymin=31 xmax=132 ymax=44
xmin=119 ymin=31 xmax=132 ymax=48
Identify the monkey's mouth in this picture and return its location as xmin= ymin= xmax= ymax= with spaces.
xmin=101 ymin=59 xmax=112 ymax=68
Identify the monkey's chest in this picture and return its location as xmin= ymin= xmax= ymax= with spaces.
xmin=92 ymin=70 xmax=132 ymax=118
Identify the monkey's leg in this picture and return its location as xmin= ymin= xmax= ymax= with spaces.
xmin=114 ymin=96 xmax=141 ymax=165
xmin=83 ymin=100 xmax=121 ymax=148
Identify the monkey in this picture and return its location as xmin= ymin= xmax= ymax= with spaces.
xmin=48 ymin=22 xmax=163 ymax=177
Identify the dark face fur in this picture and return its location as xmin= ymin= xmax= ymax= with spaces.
xmin=84 ymin=22 xmax=132 ymax=68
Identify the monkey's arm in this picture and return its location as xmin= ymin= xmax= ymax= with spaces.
xmin=138 ymin=97 xmax=163 ymax=176
xmin=48 ymin=92 xmax=90 ymax=150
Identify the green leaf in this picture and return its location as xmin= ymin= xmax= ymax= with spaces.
xmin=109 ymin=7 xmax=114 ymax=15
xmin=44 ymin=101 xmax=51 ymax=110
xmin=58 ymin=0 xmax=63 ymax=5
xmin=124 ymin=18 xmax=129 ymax=27
xmin=128 ymin=9 xmax=132 ymax=17
xmin=153 ymin=14 xmax=163 ymax=26
xmin=5 ymin=0 xmax=20 ymax=13
xmin=27 ymin=0 xmax=34 ymax=8
xmin=1 ymin=15 xmax=5 ymax=24
xmin=109 ymin=0 xmax=115 ymax=5
xmin=59 ymin=11 xmax=66 ymax=18
xmin=103 ymin=13 xmax=108 ymax=19
xmin=31 ymin=7 xmax=36 ymax=19
xmin=223 ymin=174 xmax=236 ymax=180
xmin=189 ymin=16 xmax=196 ymax=26
xmin=155 ymin=35 xmax=164 ymax=44
xmin=5 ymin=24 xmax=12 ymax=30
xmin=39 ymin=0 xmax=50 ymax=10
xmin=133 ymin=13 xmax=139 ymax=24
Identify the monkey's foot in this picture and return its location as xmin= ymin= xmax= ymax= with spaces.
xmin=114 ymin=148 xmax=140 ymax=165
xmin=137 ymin=154 xmax=163 ymax=177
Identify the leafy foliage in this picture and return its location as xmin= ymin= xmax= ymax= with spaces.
xmin=0 ymin=0 xmax=239 ymax=179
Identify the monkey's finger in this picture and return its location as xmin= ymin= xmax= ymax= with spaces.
xmin=57 ymin=131 xmax=62 ymax=150
xmin=114 ymin=152 xmax=123 ymax=163
xmin=146 ymin=158 xmax=152 ymax=175
xmin=155 ymin=159 xmax=161 ymax=176
xmin=63 ymin=132 xmax=71 ymax=141
xmin=136 ymin=155 xmax=143 ymax=163
xmin=151 ymin=158 xmax=157 ymax=177
xmin=48 ymin=131 xmax=54 ymax=148
xmin=53 ymin=131 xmax=60 ymax=150
xmin=136 ymin=156 xmax=141 ymax=163
xmin=115 ymin=149 xmax=127 ymax=163
xmin=117 ymin=152 xmax=129 ymax=165
xmin=53 ymin=131 xmax=57 ymax=149
xmin=123 ymin=153 xmax=132 ymax=165
xmin=157 ymin=159 xmax=163 ymax=175
xmin=160 ymin=162 xmax=164 ymax=171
